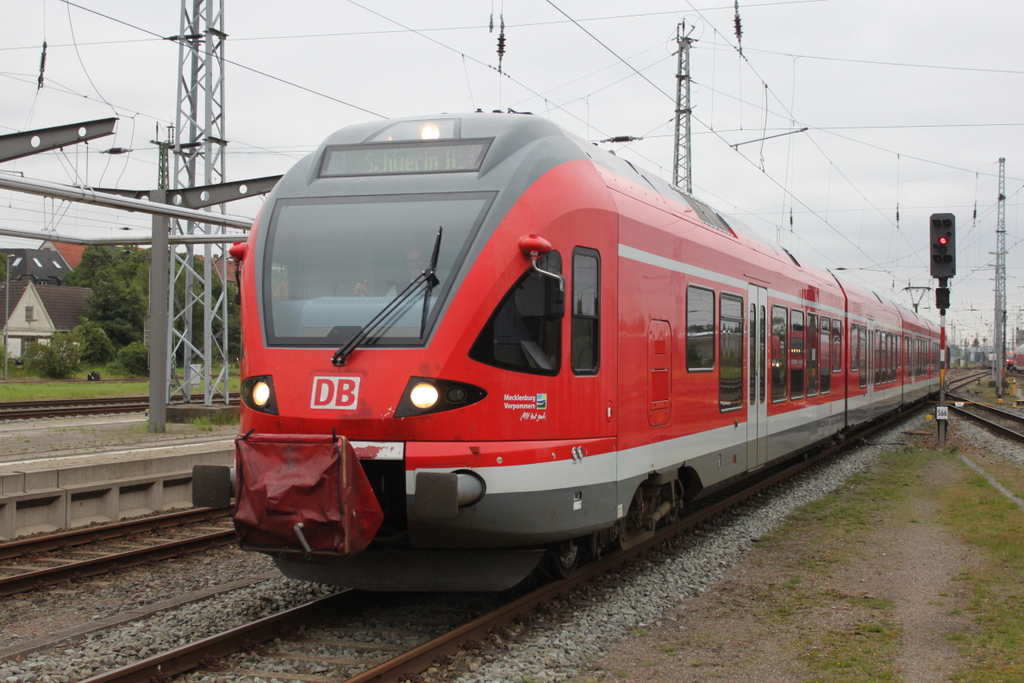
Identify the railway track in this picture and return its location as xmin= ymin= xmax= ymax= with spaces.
xmin=0 ymin=508 xmax=235 ymax=597
xmin=0 ymin=394 xmax=239 ymax=420
xmin=80 ymin=403 xmax=924 ymax=683
xmin=947 ymin=394 xmax=1024 ymax=442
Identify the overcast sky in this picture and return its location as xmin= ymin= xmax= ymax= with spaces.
xmin=1 ymin=0 xmax=1022 ymax=345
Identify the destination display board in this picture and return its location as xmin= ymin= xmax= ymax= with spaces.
xmin=319 ymin=139 xmax=491 ymax=177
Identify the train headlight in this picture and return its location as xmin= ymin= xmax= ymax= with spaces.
xmin=396 ymin=377 xmax=487 ymax=418
xmin=241 ymin=375 xmax=278 ymax=415
xmin=252 ymin=381 xmax=272 ymax=407
xmin=410 ymin=382 xmax=440 ymax=409
xmin=419 ymin=122 xmax=441 ymax=140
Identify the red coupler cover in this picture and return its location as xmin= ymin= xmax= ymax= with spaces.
xmin=234 ymin=433 xmax=383 ymax=556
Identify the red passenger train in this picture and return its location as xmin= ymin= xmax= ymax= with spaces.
xmin=194 ymin=113 xmax=940 ymax=591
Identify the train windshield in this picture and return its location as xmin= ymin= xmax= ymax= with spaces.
xmin=262 ymin=192 xmax=492 ymax=347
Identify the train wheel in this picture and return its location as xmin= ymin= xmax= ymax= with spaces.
xmin=549 ymin=539 xmax=581 ymax=578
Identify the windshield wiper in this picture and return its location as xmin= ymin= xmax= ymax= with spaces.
xmin=419 ymin=226 xmax=443 ymax=337
xmin=331 ymin=227 xmax=443 ymax=366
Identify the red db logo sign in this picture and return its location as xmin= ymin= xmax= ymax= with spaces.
xmin=310 ymin=376 xmax=360 ymax=410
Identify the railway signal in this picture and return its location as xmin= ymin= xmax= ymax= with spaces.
xmin=929 ymin=213 xmax=956 ymax=279
xmin=929 ymin=212 xmax=955 ymax=448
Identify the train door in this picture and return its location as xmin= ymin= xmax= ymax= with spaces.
xmin=746 ymin=285 xmax=768 ymax=468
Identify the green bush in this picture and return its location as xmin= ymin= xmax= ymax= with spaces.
xmin=73 ymin=320 xmax=116 ymax=365
xmin=21 ymin=332 xmax=81 ymax=379
xmin=115 ymin=341 xmax=149 ymax=376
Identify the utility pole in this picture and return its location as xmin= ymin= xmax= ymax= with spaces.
xmin=170 ymin=0 xmax=230 ymax=408
xmin=672 ymin=21 xmax=694 ymax=193
xmin=994 ymin=158 xmax=1006 ymax=397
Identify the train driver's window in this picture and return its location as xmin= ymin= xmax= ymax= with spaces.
xmin=571 ymin=248 xmax=600 ymax=375
xmin=686 ymin=285 xmax=715 ymax=371
xmin=469 ymin=251 xmax=562 ymax=376
xmin=771 ymin=305 xmax=788 ymax=402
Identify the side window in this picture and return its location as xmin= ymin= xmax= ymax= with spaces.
xmin=858 ymin=325 xmax=868 ymax=388
xmin=832 ymin=319 xmax=842 ymax=373
xmin=571 ymin=248 xmax=600 ymax=375
xmin=850 ymin=322 xmax=859 ymax=371
xmin=820 ymin=316 xmax=831 ymax=394
xmin=749 ymin=303 xmax=757 ymax=406
xmin=771 ymin=305 xmax=788 ymax=402
xmin=719 ymin=293 xmax=743 ymax=412
xmin=790 ymin=310 xmax=805 ymax=400
xmin=686 ymin=285 xmax=715 ymax=371
xmin=807 ymin=313 xmax=819 ymax=397
xmin=469 ymin=251 xmax=562 ymax=376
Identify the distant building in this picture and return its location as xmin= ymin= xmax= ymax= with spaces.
xmin=3 ymin=247 xmax=73 ymax=286
xmin=40 ymin=241 xmax=87 ymax=270
xmin=1 ymin=279 xmax=91 ymax=359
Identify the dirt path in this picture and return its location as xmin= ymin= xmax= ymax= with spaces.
xmin=577 ymin=449 xmax=979 ymax=682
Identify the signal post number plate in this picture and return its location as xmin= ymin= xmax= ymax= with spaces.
xmin=935 ymin=405 xmax=949 ymax=421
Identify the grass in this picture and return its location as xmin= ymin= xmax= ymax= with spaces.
xmin=0 ymin=370 xmax=239 ymax=402
xmin=750 ymin=442 xmax=938 ymax=682
xmin=941 ymin=452 xmax=1024 ymax=682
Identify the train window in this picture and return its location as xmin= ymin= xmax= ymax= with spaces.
xmin=807 ymin=313 xmax=819 ymax=397
xmin=720 ymin=293 xmax=743 ymax=411
xmin=909 ymin=335 xmax=917 ymax=378
xmin=686 ymin=285 xmax=715 ymax=371
xmin=469 ymin=252 xmax=563 ymax=376
xmin=790 ymin=310 xmax=805 ymax=400
xmin=749 ymin=304 xmax=757 ymax=406
xmin=859 ymin=326 xmax=868 ymax=388
xmin=571 ymin=248 xmax=600 ymax=375
xmin=820 ymin=316 xmax=831 ymax=394
xmin=850 ymin=322 xmax=859 ymax=372
xmin=771 ymin=305 xmax=788 ymax=402
xmin=832 ymin=319 xmax=842 ymax=373
xmin=760 ymin=306 xmax=767 ymax=403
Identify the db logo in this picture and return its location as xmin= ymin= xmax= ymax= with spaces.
xmin=310 ymin=376 xmax=361 ymax=410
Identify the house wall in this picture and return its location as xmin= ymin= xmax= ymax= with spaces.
xmin=3 ymin=282 xmax=55 ymax=358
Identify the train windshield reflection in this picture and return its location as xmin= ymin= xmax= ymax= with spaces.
xmin=262 ymin=193 xmax=491 ymax=347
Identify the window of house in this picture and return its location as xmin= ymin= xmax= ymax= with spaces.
xmin=686 ymin=285 xmax=715 ymax=371
xmin=571 ymin=248 xmax=600 ymax=375
xmin=719 ymin=293 xmax=743 ymax=411
xmin=771 ymin=305 xmax=788 ymax=402
xmin=24 ymin=306 xmax=34 ymax=322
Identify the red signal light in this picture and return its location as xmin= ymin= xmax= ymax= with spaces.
xmin=938 ymin=236 xmax=948 ymax=245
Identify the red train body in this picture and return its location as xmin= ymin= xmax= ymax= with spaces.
xmin=200 ymin=113 xmax=940 ymax=590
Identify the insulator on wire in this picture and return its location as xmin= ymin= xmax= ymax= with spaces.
xmin=734 ymin=1 xmax=743 ymax=52
xmin=37 ymin=41 xmax=47 ymax=90
xmin=496 ymin=15 xmax=506 ymax=74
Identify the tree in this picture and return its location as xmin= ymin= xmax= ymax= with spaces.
xmin=74 ymin=319 xmax=116 ymax=365
xmin=67 ymin=246 xmax=149 ymax=349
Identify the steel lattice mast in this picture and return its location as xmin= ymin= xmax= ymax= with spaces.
xmin=170 ymin=0 xmax=230 ymax=406
xmin=994 ymin=157 xmax=1007 ymax=396
xmin=672 ymin=21 xmax=694 ymax=193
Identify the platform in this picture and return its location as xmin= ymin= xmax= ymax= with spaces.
xmin=0 ymin=415 xmax=236 ymax=540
